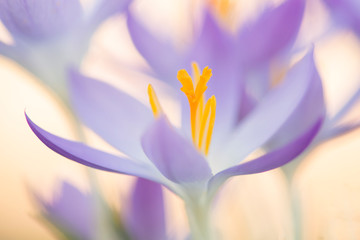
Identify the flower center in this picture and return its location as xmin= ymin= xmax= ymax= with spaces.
xmin=147 ymin=63 xmax=216 ymax=156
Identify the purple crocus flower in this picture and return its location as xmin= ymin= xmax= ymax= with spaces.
xmin=36 ymin=178 xmax=166 ymax=240
xmin=322 ymin=0 xmax=360 ymax=35
xmin=0 ymin=0 xmax=131 ymax=102
xmin=35 ymin=181 xmax=96 ymax=240
xmin=26 ymin=47 xmax=322 ymax=238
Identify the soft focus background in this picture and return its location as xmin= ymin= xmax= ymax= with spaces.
xmin=1 ymin=0 xmax=360 ymax=239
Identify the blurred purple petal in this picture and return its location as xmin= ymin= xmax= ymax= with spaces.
xmin=69 ymin=70 xmax=152 ymax=160
xmin=237 ymin=0 xmax=305 ymax=69
xmin=215 ymin=50 xmax=316 ymax=170
xmin=141 ymin=117 xmax=212 ymax=183
xmin=127 ymin=11 xmax=184 ymax=81
xmin=267 ymin=54 xmax=325 ymax=149
xmin=126 ymin=178 xmax=167 ymax=240
xmin=26 ymin=113 xmax=161 ymax=182
xmin=38 ymin=181 xmax=95 ymax=240
xmin=209 ymin=118 xmax=322 ymax=193
xmin=0 ymin=0 xmax=83 ymax=40
xmin=323 ymin=0 xmax=360 ymax=34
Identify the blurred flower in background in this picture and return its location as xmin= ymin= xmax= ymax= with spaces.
xmin=0 ymin=0 xmax=131 ymax=104
xmin=35 ymin=178 xmax=167 ymax=240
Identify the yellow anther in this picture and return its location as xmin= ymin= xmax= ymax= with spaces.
xmin=192 ymin=62 xmax=201 ymax=85
xmin=177 ymin=64 xmax=216 ymax=156
xmin=148 ymin=84 xmax=163 ymax=118
xmin=205 ymin=96 xmax=216 ymax=155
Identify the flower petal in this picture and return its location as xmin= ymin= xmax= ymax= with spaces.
xmin=208 ymin=118 xmax=322 ymax=195
xmin=69 ymin=70 xmax=153 ymax=160
xmin=0 ymin=0 xmax=83 ymax=40
xmin=125 ymin=178 xmax=167 ymax=240
xmin=141 ymin=117 xmax=212 ymax=183
xmin=214 ymin=49 xmax=317 ymax=171
xmin=323 ymin=0 xmax=360 ymax=34
xmin=127 ymin=11 xmax=183 ymax=82
xmin=266 ymin=54 xmax=325 ymax=149
xmin=37 ymin=181 xmax=96 ymax=240
xmin=26 ymin=113 xmax=161 ymax=183
xmin=237 ymin=0 xmax=305 ymax=69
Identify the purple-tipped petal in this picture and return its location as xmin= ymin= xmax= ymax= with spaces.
xmin=267 ymin=54 xmax=325 ymax=149
xmin=26 ymin=113 xmax=161 ymax=183
xmin=237 ymin=0 xmax=305 ymax=69
xmin=69 ymin=70 xmax=152 ymax=160
xmin=216 ymin=50 xmax=317 ymax=170
xmin=127 ymin=11 xmax=183 ymax=82
xmin=0 ymin=0 xmax=83 ymax=40
xmin=141 ymin=117 xmax=212 ymax=183
xmin=209 ymin=118 xmax=322 ymax=194
xmin=125 ymin=178 xmax=167 ymax=240
xmin=38 ymin=181 xmax=95 ymax=240
xmin=323 ymin=0 xmax=360 ymax=34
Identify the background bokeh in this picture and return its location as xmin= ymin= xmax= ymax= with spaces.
xmin=1 ymin=0 xmax=360 ymax=239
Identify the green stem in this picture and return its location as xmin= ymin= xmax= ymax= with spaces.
xmin=185 ymin=198 xmax=214 ymax=240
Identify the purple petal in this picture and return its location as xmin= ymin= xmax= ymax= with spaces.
xmin=266 ymin=54 xmax=325 ymax=149
xmin=125 ymin=178 xmax=167 ymax=240
xmin=215 ymin=50 xmax=317 ymax=170
xmin=141 ymin=117 xmax=212 ymax=183
xmin=38 ymin=181 xmax=95 ymax=240
xmin=237 ymin=0 xmax=305 ymax=69
xmin=69 ymin=70 xmax=153 ymax=160
xmin=26 ymin=113 xmax=161 ymax=183
xmin=209 ymin=118 xmax=322 ymax=193
xmin=127 ymin=11 xmax=183 ymax=82
xmin=323 ymin=0 xmax=360 ymax=34
xmin=0 ymin=0 xmax=83 ymax=40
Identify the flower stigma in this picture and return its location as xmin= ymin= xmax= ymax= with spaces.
xmin=147 ymin=63 xmax=216 ymax=156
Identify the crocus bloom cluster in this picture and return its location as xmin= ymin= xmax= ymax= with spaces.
xmin=0 ymin=0 xmax=130 ymax=102
xmin=26 ymin=48 xmax=322 ymax=207
xmin=36 ymin=178 xmax=167 ymax=240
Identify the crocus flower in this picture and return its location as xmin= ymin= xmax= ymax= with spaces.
xmin=36 ymin=178 xmax=166 ymax=240
xmin=0 ymin=0 xmax=131 ymax=103
xmin=322 ymin=0 xmax=360 ymax=35
xmin=27 ymin=49 xmax=321 ymax=238
xmin=35 ymin=181 xmax=97 ymax=240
